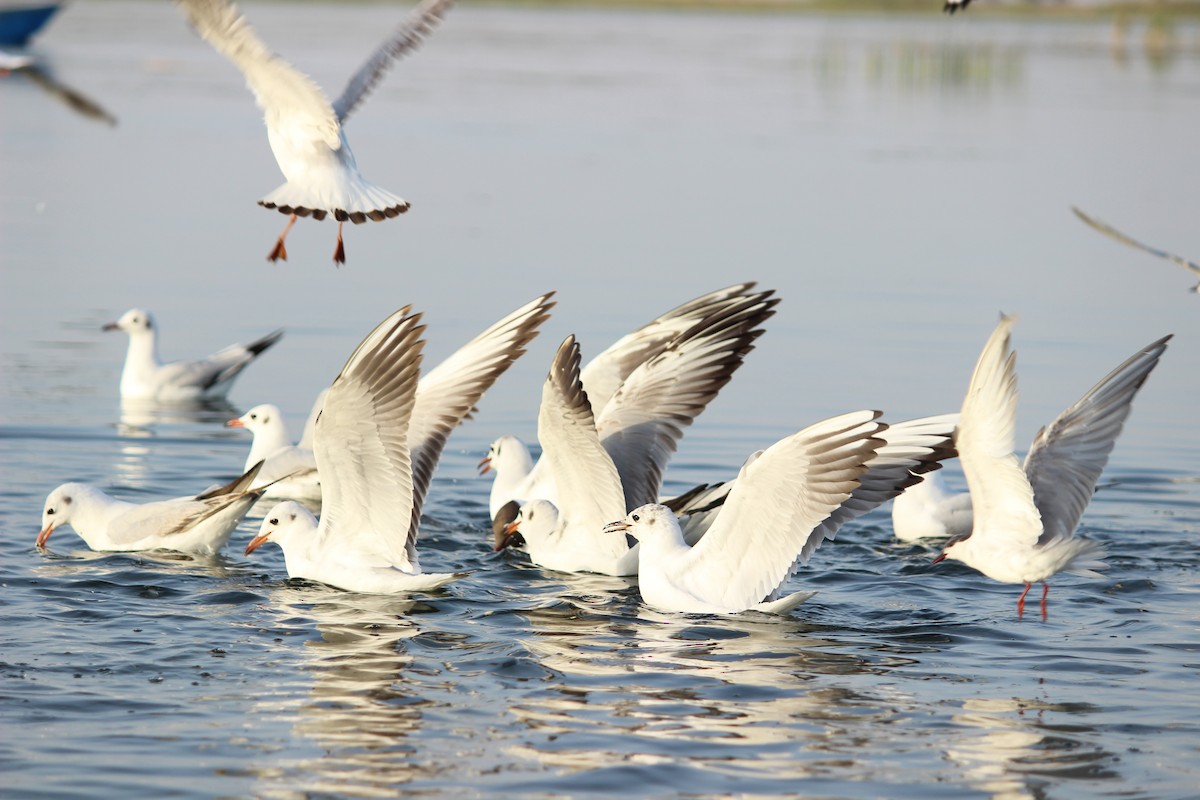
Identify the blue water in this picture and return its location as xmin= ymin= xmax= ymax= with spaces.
xmin=2 ymin=2 xmax=1200 ymax=797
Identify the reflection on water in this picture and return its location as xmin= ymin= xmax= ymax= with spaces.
xmin=10 ymin=61 xmax=118 ymax=126
xmin=863 ymin=41 xmax=1023 ymax=92
xmin=252 ymin=586 xmax=428 ymax=799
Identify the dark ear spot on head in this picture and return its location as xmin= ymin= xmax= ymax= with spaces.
xmin=63 ymin=496 xmax=72 ymax=505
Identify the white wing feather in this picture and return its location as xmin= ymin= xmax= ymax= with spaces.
xmin=666 ymin=411 xmax=884 ymax=610
xmin=1024 ymin=334 xmax=1170 ymax=546
xmin=314 ymin=307 xmax=425 ymax=569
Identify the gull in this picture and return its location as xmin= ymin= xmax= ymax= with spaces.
xmin=177 ymin=0 xmax=453 ymax=264
xmin=37 ymin=461 xmax=266 ymax=555
xmin=104 ymin=308 xmax=283 ymax=402
xmin=479 ymin=282 xmax=770 ymax=521
xmin=494 ymin=293 xmax=786 ymax=577
xmin=943 ymin=0 xmax=972 ymax=12
xmin=226 ymin=403 xmax=320 ymax=502
xmin=892 ymin=469 xmax=973 ymax=542
xmin=933 ymin=315 xmax=1171 ymax=617
xmin=1072 ymin=206 xmax=1200 ymax=293
xmin=244 ymin=293 xmax=553 ymax=593
xmin=603 ymin=410 xmax=957 ymax=614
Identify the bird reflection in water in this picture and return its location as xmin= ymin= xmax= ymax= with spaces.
xmin=1 ymin=54 xmax=116 ymax=125
xmin=249 ymin=585 xmax=435 ymax=798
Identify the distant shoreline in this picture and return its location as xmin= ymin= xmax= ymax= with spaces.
xmin=463 ymin=0 xmax=1200 ymax=17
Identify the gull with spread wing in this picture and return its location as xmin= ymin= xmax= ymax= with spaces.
xmin=480 ymin=283 xmax=771 ymax=522
xmin=177 ymin=0 xmax=453 ymax=264
xmin=933 ymin=315 xmax=1170 ymax=617
xmin=103 ymin=308 xmax=282 ymax=402
xmin=604 ymin=410 xmax=957 ymax=614
xmin=37 ymin=462 xmax=266 ymax=555
xmin=245 ymin=294 xmax=553 ymax=593
xmin=495 ymin=293 xmax=783 ymax=576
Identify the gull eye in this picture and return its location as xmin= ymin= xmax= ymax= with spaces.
xmin=631 ymin=513 xmax=640 ymax=522
xmin=250 ymin=413 xmax=257 ymax=420
xmin=46 ymin=508 xmax=55 ymax=516
xmin=269 ymin=517 xmax=279 ymax=525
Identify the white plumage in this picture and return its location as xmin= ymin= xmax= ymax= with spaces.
xmin=176 ymin=0 xmax=453 ymax=263
xmin=226 ymin=403 xmax=321 ymax=502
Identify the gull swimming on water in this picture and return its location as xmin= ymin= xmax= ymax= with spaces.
xmin=245 ymin=294 xmax=553 ymax=593
xmin=479 ymin=282 xmax=771 ymax=523
xmin=1072 ymin=206 xmax=1200 ymax=293
xmin=892 ymin=468 xmax=974 ymax=542
xmin=37 ymin=462 xmax=266 ymax=555
xmin=103 ymin=308 xmax=283 ymax=402
xmin=226 ymin=403 xmax=321 ymax=502
xmin=933 ymin=315 xmax=1171 ymax=617
xmin=176 ymin=0 xmax=453 ymax=264
xmin=603 ymin=410 xmax=957 ymax=614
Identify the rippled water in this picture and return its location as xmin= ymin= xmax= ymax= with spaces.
xmin=3 ymin=2 xmax=1200 ymax=798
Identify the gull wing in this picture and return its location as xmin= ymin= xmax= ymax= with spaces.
xmin=537 ymin=336 xmax=628 ymax=558
xmin=667 ymin=411 xmax=884 ymax=611
xmin=298 ymin=388 xmax=329 ymax=450
xmin=165 ymin=328 xmax=284 ymax=393
xmin=596 ymin=291 xmax=778 ymax=511
xmin=314 ymin=307 xmax=425 ymax=570
xmin=332 ymin=0 xmax=455 ymax=124
xmin=107 ymin=489 xmax=259 ymax=546
xmin=407 ymin=292 xmax=555 ymax=531
xmin=579 ymin=282 xmax=761 ymax=415
xmin=955 ymin=315 xmax=1043 ymax=550
xmin=195 ymin=460 xmax=264 ymax=500
xmin=177 ymin=0 xmax=341 ymax=150
xmin=1073 ymin=207 xmax=1200 ymax=282
xmin=1024 ymin=334 xmax=1170 ymax=546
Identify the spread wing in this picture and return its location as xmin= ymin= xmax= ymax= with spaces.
xmin=1073 ymin=207 xmax=1200 ymax=280
xmin=298 ymin=388 xmax=329 ymax=450
xmin=314 ymin=307 xmax=425 ymax=569
xmin=177 ymin=0 xmax=341 ymax=149
xmin=407 ymin=292 xmax=554 ymax=531
xmin=1024 ymin=334 xmax=1170 ymax=546
xmin=332 ymin=0 xmax=455 ymax=123
xmin=596 ymin=292 xmax=778 ymax=511
xmin=536 ymin=336 xmax=628 ymax=558
xmin=955 ymin=315 xmax=1043 ymax=550
xmin=579 ymin=282 xmax=761 ymax=415
xmin=666 ymin=411 xmax=884 ymax=610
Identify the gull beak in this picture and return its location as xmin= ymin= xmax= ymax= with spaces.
xmin=603 ymin=519 xmax=630 ymax=535
xmin=494 ymin=519 xmax=524 ymax=552
xmin=244 ymin=532 xmax=270 ymax=556
xmin=101 ymin=322 xmax=120 ymax=332
xmin=36 ymin=523 xmax=55 ymax=548
xmin=225 ymin=418 xmax=245 ymax=428
xmin=477 ymin=455 xmax=492 ymax=476
xmin=931 ymin=552 xmax=947 ymax=565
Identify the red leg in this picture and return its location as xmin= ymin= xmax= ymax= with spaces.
xmin=333 ymin=222 xmax=345 ymax=265
xmin=1040 ymin=582 xmax=1050 ymax=619
xmin=268 ymin=214 xmax=296 ymax=262
xmin=1017 ymin=582 xmax=1032 ymax=617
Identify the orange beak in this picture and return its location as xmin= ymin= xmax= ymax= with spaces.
xmin=477 ymin=455 xmax=492 ymax=476
xmin=494 ymin=519 xmax=521 ymax=552
xmin=36 ymin=523 xmax=55 ymax=548
xmin=931 ymin=552 xmax=947 ymax=565
xmin=225 ymin=418 xmax=245 ymax=428
xmin=244 ymin=531 xmax=270 ymax=556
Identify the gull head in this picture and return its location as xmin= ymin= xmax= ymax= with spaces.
xmin=245 ymin=501 xmax=317 ymax=556
xmin=604 ymin=504 xmax=678 ymax=547
xmin=226 ymin=404 xmax=283 ymax=436
xmin=496 ymin=499 xmax=558 ymax=552
xmin=478 ymin=435 xmax=531 ymax=477
xmin=103 ymin=308 xmax=155 ymax=336
xmin=932 ymin=531 xmax=972 ymax=566
xmin=37 ymin=483 xmax=90 ymax=547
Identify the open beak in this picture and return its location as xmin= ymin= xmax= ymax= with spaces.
xmin=494 ymin=519 xmax=524 ymax=552
xmin=36 ymin=523 xmax=55 ymax=548
xmin=102 ymin=322 xmax=120 ymax=332
xmin=244 ymin=532 xmax=270 ymax=556
xmin=477 ymin=455 xmax=492 ymax=476
xmin=603 ymin=519 xmax=630 ymax=535
xmin=225 ymin=418 xmax=245 ymax=428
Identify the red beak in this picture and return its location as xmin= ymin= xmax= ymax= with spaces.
xmin=477 ymin=456 xmax=492 ymax=476
xmin=244 ymin=532 xmax=270 ymax=555
xmin=494 ymin=520 xmax=521 ymax=552
xmin=931 ymin=552 xmax=947 ymax=564
xmin=36 ymin=524 xmax=55 ymax=548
